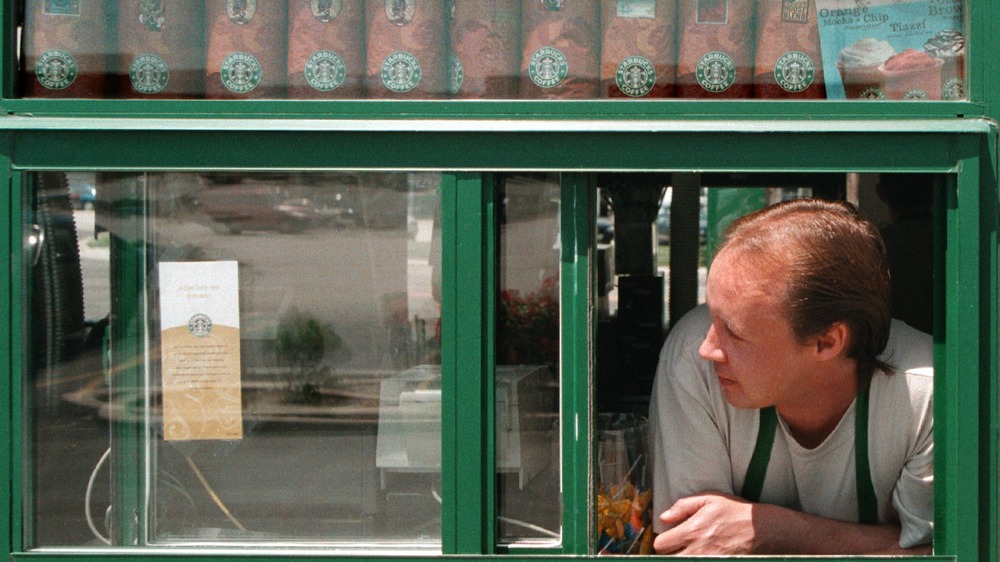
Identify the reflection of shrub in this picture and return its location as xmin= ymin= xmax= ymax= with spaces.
xmin=274 ymin=308 xmax=350 ymax=402
xmin=497 ymin=276 xmax=559 ymax=369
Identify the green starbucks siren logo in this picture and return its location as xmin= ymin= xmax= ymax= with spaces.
xmin=130 ymin=53 xmax=169 ymax=94
xmin=773 ymin=51 xmax=814 ymax=93
xmin=220 ymin=52 xmax=262 ymax=94
xmin=529 ymin=47 xmax=568 ymax=88
xmin=36 ymin=49 xmax=78 ymax=90
xmin=859 ymin=86 xmax=887 ymax=100
xmin=695 ymin=51 xmax=736 ymax=93
xmin=305 ymin=50 xmax=347 ymax=92
xmin=381 ymin=51 xmax=422 ymax=92
xmin=616 ymin=56 xmax=656 ymax=97
xmin=943 ymin=77 xmax=965 ymax=100
xmin=904 ymin=88 xmax=929 ymax=100
xmin=448 ymin=53 xmax=464 ymax=95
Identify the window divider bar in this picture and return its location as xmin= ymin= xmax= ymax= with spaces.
xmin=441 ymin=173 xmax=494 ymax=553
xmin=559 ymin=174 xmax=593 ymax=554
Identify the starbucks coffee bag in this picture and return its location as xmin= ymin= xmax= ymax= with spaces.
xmin=117 ymin=1 xmax=205 ymax=98
xmin=676 ymin=0 xmax=754 ymax=98
xmin=205 ymin=0 xmax=287 ymax=99
xmin=366 ymin=0 xmax=448 ymax=98
xmin=288 ymin=0 xmax=366 ymax=98
xmin=600 ymin=0 xmax=678 ymax=98
xmin=753 ymin=0 xmax=824 ymax=98
xmin=519 ymin=0 xmax=600 ymax=99
xmin=22 ymin=0 xmax=109 ymax=98
xmin=449 ymin=0 xmax=521 ymax=98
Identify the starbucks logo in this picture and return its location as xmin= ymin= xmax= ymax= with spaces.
xmin=943 ymin=77 xmax=964 ymax=100
xmin=188 ymin=314 xmax=213 ymax=338
xmin=773 ymin=51 xmax=814 ymax=93
xmin=305 ymin=50 xmax=347 ymax=92
xmin=529 ymin=47 xmax=568 ymax=88
xmin=904 ymin=88 xmax=929 ymax=100
xmin=35 ymin=49 xmax=78 ymax=90
xmin=139 ymin=0 xmax=165 ymax=31
xmin=695 ymin=51 xmax=736 ymax=93
xmin=385 ymin=0 xmax=415 ymax=25
xmin=859 ymin=86 xmax=887 ymax=99
xmin=311 ymin=0 xmax=342 ymax=22
xmin=448 ymin=53 xmax=464 ymax=95
xmin=381 ymin=51 xmax=422 ymax=92
xmin=542 ymin=0 xmax=562 ymax=10
xmin=220 ymin=52 xmax=262 ymax=93
xmin=615 ymin=56 xmax=656 ymax=97
xmin=129 ymin=54 xmax=169 ymax=94
xmin=226 ymin=0 xmax=257 ymax=24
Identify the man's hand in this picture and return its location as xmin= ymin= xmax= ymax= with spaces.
xmin=653 ymin=492 xmax=757 ymax=555
xmin=652 ymin=491 xmax=925 ymax=555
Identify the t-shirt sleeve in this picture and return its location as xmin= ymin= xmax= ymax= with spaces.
xmin=649 ymin=307 xmax=735 ymax=533
xmin=892 ymin=368 xmax=934 ymax=549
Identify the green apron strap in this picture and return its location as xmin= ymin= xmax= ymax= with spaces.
xmin=742 ymin=391 xmax=879 ymax=525
xmin=854 ymin=386 xmax=879 ymax=524
xmin=740 ymin=406 xmax=778 ymax=503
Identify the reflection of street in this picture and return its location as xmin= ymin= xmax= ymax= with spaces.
xmin=33 ymin=187 xmax=445 ymax=546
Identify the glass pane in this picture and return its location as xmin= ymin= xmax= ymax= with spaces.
xmin=597 ymin=172 xmax=937 ymax=555
xmin=25 ymin=170 xmax=443 ymax=548
xmin=18 ymin=0 xmax=966 ymax=100
xmin=495 ymin=174 xmax=562 ymax=545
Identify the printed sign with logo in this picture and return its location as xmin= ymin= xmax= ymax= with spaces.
xmin=815 ymin=0 xmax=964 ymax=99
xmin=159 ymin=261 xmax=242 ymax=442
xmin=617 ymin=0 xmax=656 ymax=19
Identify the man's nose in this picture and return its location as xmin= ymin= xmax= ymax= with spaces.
xmin=699 ymin=325 xmax=725 ymax=363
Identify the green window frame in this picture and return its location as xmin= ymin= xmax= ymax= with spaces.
xmin=0 ymin=118 xmax=996 ymax=562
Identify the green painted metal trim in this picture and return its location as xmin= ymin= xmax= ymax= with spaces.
xmin=559 ymin=174 xmax=592 ymax=554
xmin=979 ymin=128 xmax=999 ymax=562
xmin=0 ymin=116 xmax=991 ymax=134
xmin=1 ymin=129 xmax=976 ymax=174
xmin=442 ymin=173 xmax=494 ymax=553
xmin=935 ymin=134 xmax=985 ymax=560
xmin=0 ymin=99 xmax=984 ymax=121
xmin=2 ymin=138 xmax=14 ymax=557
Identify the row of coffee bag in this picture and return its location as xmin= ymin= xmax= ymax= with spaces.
xmin=22 ymin=0 xmax=825 ymax=100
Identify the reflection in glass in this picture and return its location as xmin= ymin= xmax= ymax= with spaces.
xmin=18 ymin=1 xmax=966 ymax=100
xmin=496 ymin=174 xmax=561 ymax=545
xmin=25 ymin=171 xmax=443 ymax=547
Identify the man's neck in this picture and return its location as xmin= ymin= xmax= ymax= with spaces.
xmin=776 ymin=363 xmax=859 ymax=450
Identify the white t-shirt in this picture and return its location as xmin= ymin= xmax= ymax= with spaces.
xmin=649 ymin=305 xmax=934 ymax=548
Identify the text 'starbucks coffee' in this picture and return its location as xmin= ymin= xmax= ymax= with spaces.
xmin=600 ymin=0 xmax=678 ymax=98
xmin=205 ymin=0 xmax=287 ymax=99
xmin=754 ymin=0 xmax=824 ymax=99
xmin=449 ymin=0 xmax=521 ymax=98
xmin=676 ymin=0 xmax=754 ymax=98
xmin=288 ymin=0 xmax=365 ymax=98
xmin=22 ymin=0 xmax=109 ymax=98
xmin=367 ymin=0 xmax=448 ymax=98
xmin=520 ymin=0 xmax=600 ymax=99
xmin=118 ymin=1 xmax=205 ymax=98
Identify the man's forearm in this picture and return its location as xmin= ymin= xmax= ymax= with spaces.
xmin=752 ymin=503 xmax=928 ymax=555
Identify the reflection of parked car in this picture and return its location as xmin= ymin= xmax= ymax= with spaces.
xmin=68 ymin=181 xmax=96 ymax=210
xmin=194 ymin=186 xmax=325 ymax=234
xmin=655 ymin=193 xmax=707 ymax=245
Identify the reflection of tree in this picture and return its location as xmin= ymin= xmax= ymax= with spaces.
xmin=274 ymin=308 xmax=350 ymax=402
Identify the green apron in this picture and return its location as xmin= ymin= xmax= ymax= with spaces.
xmin=739 ymin=387 xmax=879 ymax=524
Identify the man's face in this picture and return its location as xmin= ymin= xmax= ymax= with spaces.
xmin=699 ymin=249 xmax=818 ymax=410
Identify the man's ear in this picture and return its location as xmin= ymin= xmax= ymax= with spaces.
xmin=814 ymin=322 xmax=849 ymax=360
